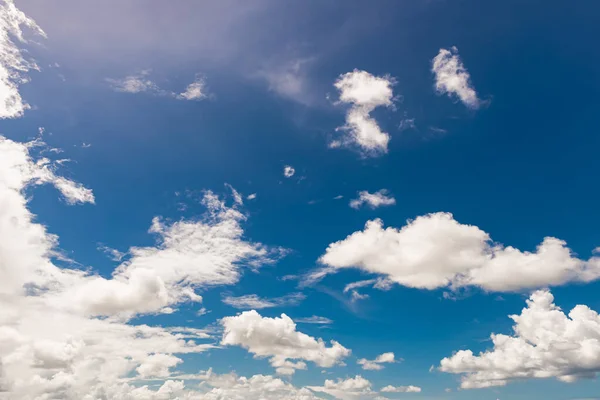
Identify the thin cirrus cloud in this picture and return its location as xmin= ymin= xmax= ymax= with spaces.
xmin=315 ymin=212 xmax=600 ymax=292
xmin=221 ymin=310 xmax=351 ymax=375
xmin=107 ymin=70 xmax=208 ymax=101
xmin=440 ymin=290 xmax=600 ymax=389
xmin=222 ymin=293 xmax=306 ymax=309
xmin=330 ymin=69 xmax=396 ymax=156
xmin=349 ymin=189 xmax=396 ymax=209
xmin=432 ymin=46 xmax=481 ymax=109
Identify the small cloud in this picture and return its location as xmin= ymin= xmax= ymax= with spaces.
xmin=247 ymin=193 xmax=257 ymax=200
xmin=81 ymin=142 xmax=92 ymax=148
xmin=222 ymin=293 xmax=306 ymax=310
xmin=295 ymin=316 xmax=333 ymax=325
xmin=358 ymin=352 xmax=398 ymax=371
xmin=331 ymin=69 xmax=396 ymax=156
xmin=283 ymin=165 xmax=295 ymax=178
xmin=196 ymin=307 xmax=209 ymax=316
xmin=176 ymin=75 xmax=208 ymax=101
xmin=432 ymin=46 xmax=481 ymax=109
xmin=107 ymin=70 xmax=159 ymax=94
xmin=108 ymin=71 xmax=209 ymax=101
xmin=398 ymin=118 xmax=416 ymax=132
xmin=97 ymin=244 xmax=126 ymax=262
xmin=333 ymin=195 xmax=344 ymax=200
xmin=349 ymin=189 xmax=396 ymax=209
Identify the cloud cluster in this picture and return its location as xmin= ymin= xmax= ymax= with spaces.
xmin=357 ymin=352 xmax=396 ymax=371
xmin=441 ymin=290 xmax=600 ymax=389
xmin=221 ymin=310 xmax=351 ymax=375
xmin=332 ymin=70 xmax=395 ymax=155
xmin=319 ymin=213 xmax=600 ymax=292
xmin=380 ymin=385 xmax=421 ymax=393
xmin=0 ymin=0 xmax=46 ymax=119
xmin=349 ymin=189 xmax=395 ymax=209
xmin=432 ymin=47 xmax=480 ymax=109
xmin=222 ymin=293 xmax=306 ymax=309
xmin=0 ymin=134 xmax=279 ymax=398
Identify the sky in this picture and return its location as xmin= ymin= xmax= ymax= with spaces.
xmin=1 ymin=0 xmax=600 ymax=399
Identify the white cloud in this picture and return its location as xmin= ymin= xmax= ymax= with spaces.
xmin=284 ymin=165 xmax=296 ymax=178
xmin=318 ymin=213 xmax=600 ymax=292
xmin=295 ymin=316 xmax=333 ymax=325
xmin=225 ymin=182 xmax=244 ymax=205
xmin=221 ymin=310 xmax=350 ymax=375
xmin=188 ymin=369 xmax=322 ymax=400
xmin=343 ymin=278 xmax=393 ymax=294
xmin=0 ymin=134 xmax=281 ymax=398
xmin=0 ymin=0 xmax=46 ymax=119
xmin=108 ymin=71 xmax=209 ymax=101
xmin=357 ymin=352 xmax=396 ymax=371
xmin=247 ymin=193 xmax=257 ymax=200
xmin=107 ymin=70 xmax=159 ymax=94
xmin=432 ymin=47 xmax=480 ymax=109
xmin=440 ymin=290 xmax=600 ymax=389
xmin=176 ymin=75 xmax=207 ymax=100
xmin=222 ymin=293 xmax=306 ymax=309
xmin=349 ymin=189 xmax=395 ymax=209
xmin=308 ymin=376 xmax=373 ymax=400
xmin=97 ymin=243 xmax=126 ymax=262
xmin=332 ymin=70 xmax=395 ymax=155
xmin=380 ymin=385 xmax=421 ymax=393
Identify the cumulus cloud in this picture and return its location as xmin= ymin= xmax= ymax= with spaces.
xmin=357 ymin=352 xmax=396 ymax=371
xmin=331 ymin=70 xmax=395 ymax=155
xmin=432 ymin=47 xmax=480 ymax=109
xmin=318 ymin=212 xmax=600 ymax=292
xmin=108 ymin=71 xmax=209 ymax=101
xmin=0 ymin=0 xmax=46 ymax=119
xmin=308 ymin=376 xmax=373 ymax=400
xmin=186 ymin=369 xmax=322 ymax=400
xmin=222 ymin=293 xmax=306 ymax=309
xmin=349 ymin=189 xmax=395 ymax=209
xmin=380 ymin=385 xmax=421 ymax=393
xmin=221 ymin=310 xmax=350 ymax=375
xmin=441 ymin=290 xmax=600 ymax=389
xmin=284 ymin=165 xmax=296 ymax=178
xmin=0 ymin=134 xmax=277 ymax=398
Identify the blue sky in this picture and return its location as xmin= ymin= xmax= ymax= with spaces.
xmin=1 ymin=0 xmax=600 ymax=399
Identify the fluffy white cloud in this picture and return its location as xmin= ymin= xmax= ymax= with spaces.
xmin=357 ymin=352 xmax=396 ymax=371
xmin=221 ymin=310 xmax=350 ymax=375
xmin=177 ymin=76 xmax=207 ymax=100
xmin=0 ymin=0 xmax=46 ymax=119
xmin=308 ymin=376 xmax=373 ymax=400
xmin=380 ymin=385 xmax=421 ymax=393
xmin=188 ymin=369 xmax=322 ymax=400
xmin=284 ymin=165 xmax=296 ymax=178
xmin=332 ymin=70 xmax=395 ymax=155
xmin=349 ymin=189 xmax=395 ymax=209
xmin=318 ymin=213 xmax=600 ymax=292
xmin=432 ymin=47 xmax=480 ymax=109
xmin=222 ymin=293 xmax=306 ymax=309
xmin=441 ymin=290 xmax=600 ymax=389
xmin=0 ymin=134 xmax=278 ymax=398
